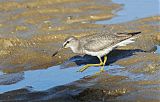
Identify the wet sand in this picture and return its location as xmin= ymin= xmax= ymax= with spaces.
xmin=0 ymin=0 xmax=160 ymax=102
xmin=0 ymin=0 xmax=120 ymax=73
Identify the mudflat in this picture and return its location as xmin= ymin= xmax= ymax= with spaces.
xmin=0 ymin=0 xmax=159 ymax=102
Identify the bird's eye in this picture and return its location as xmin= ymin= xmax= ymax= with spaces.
xmin=66 ymin=41 xmax=70 ymax=43
xmin=63 ymin=41 xmax=70 ymax=47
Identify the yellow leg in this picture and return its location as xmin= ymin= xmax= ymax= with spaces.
xmin=100 ymin=55 xmax=107 ymax=72
xmin=78 ymin=57 xmax=103 ymax=72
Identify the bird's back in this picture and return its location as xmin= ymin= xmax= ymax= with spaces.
xmin=79 ymin=31 xmax=140 ymax=52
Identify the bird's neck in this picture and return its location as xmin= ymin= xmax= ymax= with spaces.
xmin=70 ymin=41 xmax=82 ymax=54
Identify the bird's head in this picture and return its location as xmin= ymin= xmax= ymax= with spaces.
xmin=52 ymin=36 xmax=79 ymax=57
xmin=63 ymin=36 xmax=78 ymax=48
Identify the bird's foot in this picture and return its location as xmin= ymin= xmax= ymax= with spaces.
xmin=77 ymin=65 xmax=90 ymax=72
xmin=77 ymin=62 xmax=104 ymax=72
xmin=100 ymin=66 xmax=105 ymax=72
xmin=93 ymin=66 xmax=105 ymax=75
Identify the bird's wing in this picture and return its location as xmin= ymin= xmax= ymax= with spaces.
xmin=83 ymin=34 xmax=117 ymax=52
xmin=82 ymin=31 xmax=141 ymax=52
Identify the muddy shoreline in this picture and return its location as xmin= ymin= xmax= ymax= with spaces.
xmin=0 ymin=0 xmax=160 ymax=101
xmin=0 ymin=0 xmax=121 ymax=73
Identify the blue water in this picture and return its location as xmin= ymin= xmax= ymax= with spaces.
xmin=0 ymin=65 xmax=122 ymax=94
xmin=155 ymin=45 xmax=160 ymax=54
xmin=0 ymin=71 xmax=3 ymax=75
xmin=96 ymin=0 xmax=159 ymax=24
xmin=0 ymin=0 xmax=159 ymax=94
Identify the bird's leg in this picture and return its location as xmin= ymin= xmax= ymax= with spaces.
xmin=78 ymin=57 xmax=103 ymax=72
xmin=100 ymin=55 xmax=107 ymax=72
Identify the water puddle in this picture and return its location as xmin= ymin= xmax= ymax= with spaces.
xmin=109 ymin=67 xmax=145 ymax=81
xmin=155 ymin=45 xmax=160 ymax=54
xmin=0 ymin=0 xmax=159 ymax=98
xmin=0 ymin=71 xmax=3 ymax=75
xmin=96 ymin=0 xmax=159 ymax=24
xmin=0 ymin=64 xmax=122 ymax=94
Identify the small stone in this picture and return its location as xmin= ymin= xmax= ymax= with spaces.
xmin=48 ymin=26 xmax=52 ymax=29
xmin=157 ymin=34 xmax=160 ymax=42
xmin=44 ymin=21 xmax=50 ymax=23
xmin=0 ymin=24 xmax=3 ymax=27
xmin=15 ymin=26 xmax=27 ymax=31
xmin=67 ymin=16 xmax=73 ymax=20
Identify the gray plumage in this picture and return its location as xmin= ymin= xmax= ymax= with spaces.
xmin=53 ymin=31 xmax=141 ymax=58
xmin=52 ymin=31 xmax=141 ymax=72
xmin=81 ymin=33 xmax=129 ymax=51
xmin=62 ymin=31 xmax=141 ymax=57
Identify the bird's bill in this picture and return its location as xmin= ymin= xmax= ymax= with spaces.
xmin=62 ymin=41 xmax=67 ymax=48
xmin=52 ymin=47 xmax=63 ymax=57
xmin=52 ymin=50 xmax=58 ymax=57
xmin=52 ymin=41 xmax=68 ymax=57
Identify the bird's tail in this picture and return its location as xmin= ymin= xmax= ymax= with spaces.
xmin=115 ymin=31 xmax=141 ymax=47
xmin=127 ymin=31 xmax=141 ymax=36
xmin=117 ymin=31 xmax=141 ymax=36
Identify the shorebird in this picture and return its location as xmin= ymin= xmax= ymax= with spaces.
xmin=52 ymin=31 xmax=141 ymax=72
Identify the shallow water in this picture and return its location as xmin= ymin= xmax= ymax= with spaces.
xmin=156 ymin=45 xmax=160 ymax=54
xmin=0 ymin=64 xmax=122 ymax=94
xmin=0 ymin=71 xmax=3 ymax=76
xmin=96 ymin=0 xmax=159 ymax=24
xmin=0 ymin=0 xmax=159 ymax=100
